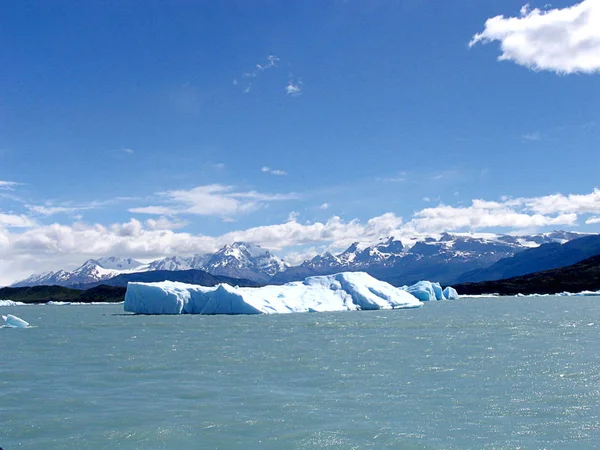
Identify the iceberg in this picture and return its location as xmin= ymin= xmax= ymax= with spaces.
xmin=0 ymin=300 xmax=25 ymax=307
xmin=443 ymin=286 xmax=459 ymax=300
xmin=405 ymin=281 xmax=441 ymax=302
xmin=2 ymin=314 xmax=30 ymax=328
xmin=124 ymin=272 xmax=423 ymax=315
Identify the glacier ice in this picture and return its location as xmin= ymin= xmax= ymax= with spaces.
xmin=405 ymin=281 xmax=439 ymax=302
xmin=124 ymin=272 xmax=424 ymax=315
xmin=2 ymin=314 xmax=30 ymax=328
xmin=443 ymin=286 xmax=459 ymax=300
xmin=0 ymin=300 xmax=25 ymax=307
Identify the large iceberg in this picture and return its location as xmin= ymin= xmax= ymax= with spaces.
xmin=124 ymin=272 xmax=424 ymax=315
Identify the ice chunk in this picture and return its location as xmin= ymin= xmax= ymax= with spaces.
xmin=431 ymin=282 xmax=444 ymax=300
xmin=0 ymin=300 xmax=23 ymax=306
xmin=405 ymin=281 xmax=439 ymax=302
xmin=443 ymin=286 xmax=459 ymax=300
xmin=124 ymin=272 xmax=423 ymax=315
xmin=2 ymin=314 xmax=30 ymax=328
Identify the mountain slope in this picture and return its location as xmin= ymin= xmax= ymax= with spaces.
xmin=453 ymin=254 xmax=600 ymax=296
xmin=73 ymin=269 xmax=261 ymax=289
xmin=457 ymin=234 xmax=600 ymax=283
xmin=204 ymin=242 xmax=287 ymax=283
xmin=272 ymin=231 xmax=587 ymax=286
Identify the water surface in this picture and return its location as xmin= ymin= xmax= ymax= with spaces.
xmin=1 ymin=296 xmax=599 ymax=449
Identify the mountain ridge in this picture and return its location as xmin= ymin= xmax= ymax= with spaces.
xmin=11 ymin=231 xmax=592 ymax=288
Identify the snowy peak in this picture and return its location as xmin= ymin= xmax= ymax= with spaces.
xmin=205 ymin=242 xmax=287 ymax=282
xmin=147 ymin=256 xmax=192 ymax=272
xmin=95 ymin=256 xmax=144 ymax=271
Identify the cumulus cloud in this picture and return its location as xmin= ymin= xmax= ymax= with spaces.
xmin=521 ymin=188 xmax=600 ymax=214
xmin=470 ymin=0 xmax=600 ymax=74
xmin=261 ymin=166 xmax=288 ymax=176
xmin=3 ymin=187 xmax=600 ymax=285
xmin=0 ymin=213 xmax=36 ymax=228
xmin=320 ymin=203 xmax=330 ymax=210
xmin=405 ymin=202 xmax=577 ymax=233
xmin=586 ymin=216 xmax=600 ymax=224
xmin=129 ymin=184 xmax=298 ymax=218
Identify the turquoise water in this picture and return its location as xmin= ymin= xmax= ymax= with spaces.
xmin=1 ymin=296 xmax=599 ymax=449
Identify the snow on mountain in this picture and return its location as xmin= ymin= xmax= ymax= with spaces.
xmin=94 ymin=257 xmax=144 ymax=271
xmin=11 ymin=231 xmax=592 ymax=288
xmin=272 ymin=231 xmax=590 ymax=286
xmin=204 ymin=242 xmax=288 ymax=283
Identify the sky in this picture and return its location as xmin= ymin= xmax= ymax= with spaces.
xmin=1 ymin=0 xmax=600 ymax=285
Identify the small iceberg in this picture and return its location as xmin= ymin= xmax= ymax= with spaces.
xmin=2 ymin=314 xmax=30 ymax=328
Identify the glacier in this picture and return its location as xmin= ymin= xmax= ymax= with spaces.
xmin=124 ymin=272 xmax=461 ymax=315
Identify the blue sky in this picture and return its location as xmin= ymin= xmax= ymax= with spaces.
xmin=1 ymin=0 xmax=600 ymax=284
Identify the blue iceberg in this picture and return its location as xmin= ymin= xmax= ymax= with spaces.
xmin=2 ymin=314 xmax=30 ymax=328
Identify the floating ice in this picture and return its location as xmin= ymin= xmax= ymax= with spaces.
xmin=124 ymin=272 xmax=424 ymax=315
xmin=443 ymin=286 xmax=459 ymax=300
xmin=404 ymin=281 xmax=442 ymax=302
xmin=0 ymin=300 xmax=24 ymax=306
xmin=2 ymin=314 xmax=30 ymax=328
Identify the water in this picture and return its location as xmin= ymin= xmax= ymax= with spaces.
xmin=1 ymin=296 xmax=599 ymax=449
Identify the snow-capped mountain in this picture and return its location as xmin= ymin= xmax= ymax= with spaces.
xmin=11 ymin=232 xmax=592 ymax=288
xmin=271 ymin=231 xmax=589 ymax=286
xmin=11 ymin=243 xmax=286 ymax=287
xmin=11 ymin=257 xmax=145 ymax=287
xmin=204 ymin=242 xmax=288 ymax=283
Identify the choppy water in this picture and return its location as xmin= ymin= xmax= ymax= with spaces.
xmin=1 ymin=296 xmax=599 ymax=449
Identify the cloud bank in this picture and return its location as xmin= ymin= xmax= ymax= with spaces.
xmin=2 ymin=188 xmax=600 ymax=285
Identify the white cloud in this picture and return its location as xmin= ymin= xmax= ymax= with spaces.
xmin=123 ymin=148 xmax=134 ymax=154
xmin=27 ymin=205 xmax=88 ymax=217
xmin=4 ymin=187 xmax=600 ymax=285
xmin=0 ymin=213 xmax=36 ymax=228
xmin=286 ymin=79 xmax=302 ymax=96
xmin=521 ymin=188 xmax=600 ymax=214
xmin=0 ymin=181 xmax=21 ymax=190
xmin=320 ymin=203 xmax=330 ymax=210
xmin=129 ymin=184 xmax=298 ymax=218
xmin=586 ymin=216 xmax=600 ymax=224
xmin=405 ymin=202 xmax=577 ymax=233
xmin=145 ymin=216 xmax=189 ymax=230
xmin=261 ymin=166 xmax=288 ymax=176
xmin=470 ymin=0 xmax=600 ymax=74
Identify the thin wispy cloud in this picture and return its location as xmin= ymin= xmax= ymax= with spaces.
xmin=235 ymin=55 xmax=280 ymax=93
xmin=129 ymin=184 xmax=298 ymax=218
xmin=320 ymin=203 xmax=330 ymax=210
xmin=470 ymin=0 xmax=600 ymax=74
xmin=0 ymin=181 xmax=21 ymax=190
xmin=122 ymin=148 xmax=134 ymax=154
xmin=261 ymin=166 xmax=288 ymax=176
xmin=522 ymin=132 xmax=542 ymax=141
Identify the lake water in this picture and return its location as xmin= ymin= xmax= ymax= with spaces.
xmin=1 ymin=296 xmax=599 ymax=449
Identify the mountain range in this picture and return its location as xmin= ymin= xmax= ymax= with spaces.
xmin=11 ymin=230 xmax=593 ymax=288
